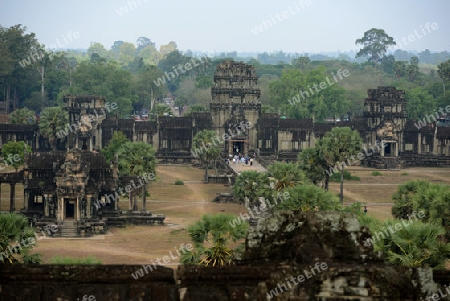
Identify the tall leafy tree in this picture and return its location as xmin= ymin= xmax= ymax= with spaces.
xmin=132 ymin=65 xmax=165 ymax=112
xmin=38 ymin=106 xmax=69 ymax=150
xmin=62 ymin=60 xmax=133 ymax=117
xmin=101 ymin=131 xmax=130 ymax=162
xmin=8 ymin=107 xmax=36 ymax=124
xmin=1 ymin=141 xmax=32 ymax=171
xmin=180 ymin=214 xmax=248 ymax=266
xmin=437 ymin=59 xmax=450 ymax=96
xmin=319 ymin=127 xmax=362 ymax=203
xmin=355 ymin=28 xmax=396 ymax=65
xmin=405 ymin=88 xmax=436 ymax=120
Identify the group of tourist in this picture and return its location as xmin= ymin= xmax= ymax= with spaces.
xmin=226 ymin=154 xmax=254 ymax=166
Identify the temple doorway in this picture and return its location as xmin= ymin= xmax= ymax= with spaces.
xmin=65 ymin=199 xmax=76 ymax=219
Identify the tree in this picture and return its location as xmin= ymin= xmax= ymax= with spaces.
xmin=360 ymin=215 xmax=450 ymax=269
xmin=101 ymin=131 xmax=130 ymax=162
xmin=1 ymin=141 xmax=31 ymax=171
xmin=392 ymin=181 xmax=450 ymax=239
xmin=136 ymin=36 xmax=155 ymax=53
xmin=62 ymin=60 xmax=133 ymax=117
xmin=407 ymin=56 xmax=420 ymax=83
xmin=268 ymin=67 xmax=349 ymax=121
xmin=393 ymin=61 xmax=407 ymax=79
xmin=38 ymin=106 xmax=69 ymax=150
xmin=319 ymin=127 xmax=362 ymax=203
xmin=117 ymin=141 xmax=156 ymax=210
xmin=192 ymin=130 xmax=222 ymax=183
xmin=391 ymin=180 xmax=429 ymax=219
xmin=184 ymin=104 xmax=209 ymax=116
xmin=298 ymin=147 xmax=329 ymax=189
xmin=437 ymin=59 xmax=450 ymax=96
xmin=405 ymin=88 xmax=436 ymax=120
xmin=174 ymin=96 xmax=187 ymax=115
xmin=8 ymin=107 xmax=36 ymax=124
xmin=276 ymin=184 xmax=340 ymax=212
xmin=117 ymin=141 xmax=156 ymax=176
xmin=291 ymin=56 xmax=310 ymax=70
xmin=355 ymin=28 xmax=396 ymax=65
xmin=232 ymin=170 xmax=271 ymax=206
xmin=150 ymin=104 xmax=172 ymax=117
xmin=0 ymin=213 xmax=41 ymax=263
xmin=180 ymin=214 xmax=248 ymax=266
xmin=267 ymin=162 xmax=308 ymax=191
xmin=133 ymin=65 xmax=165 ymax=112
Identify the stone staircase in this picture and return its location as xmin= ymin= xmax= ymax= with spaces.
xmin=60 ymin=220 xmax=79 ymax=237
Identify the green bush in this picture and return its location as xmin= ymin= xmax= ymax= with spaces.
xmin=175 ymin=180 xmax=184 ymax=185
xmin=48 ymin=256 xmax=102 ymax=265
xmin=371 ymin=171 xmax=383 ymax=176
xmin=330 ymin=170 xmax=360 ymax=182
xmin=401 ymin=172 xmax=409 ymax=176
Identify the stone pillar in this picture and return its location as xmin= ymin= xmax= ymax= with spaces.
xmin=9 ymin=183 xmax=15 ymax=213
xmin=417 ymin=133 xmax=421 ymax=154
xmin=77 ymin=198 xmax=81 ymax=221
xmin=98 ymin=127 xmax=103 ymax=149
xmin=394 ymin=142 xmax=398 ymax=157
xmin=44 ymin=196 xmax=49 ymax=216
xmin=23 ymin=189 xmax=29 ymax=210
xmin=58 ymin=198 xmax=64 ymax=221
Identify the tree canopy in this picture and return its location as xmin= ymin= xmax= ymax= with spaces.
xmin=355 ymin=28 xmax=396 ymax=65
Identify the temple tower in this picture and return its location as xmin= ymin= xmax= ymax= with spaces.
xmin=210 ymin=61 xmax=261 ymax=155
xmin=363 ymin=86 xmax=408 ymax=157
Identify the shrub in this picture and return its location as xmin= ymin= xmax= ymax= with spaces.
xmin=371 ymin=171 xmax=383 ymax=176
xmin=330 ymin=170 xmax=360 ymax=182
xmin=175 ymin=180 xmax=184 ymax=185
xmin=401 ymin=172 xmax=409 ymax=176
xmin=48 ymin=256 xmax=102 ymax=264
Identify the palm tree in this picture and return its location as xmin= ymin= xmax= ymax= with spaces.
xmin=0 ymin=213 xmax=40 ymax=263
xmin=38 ymin=107 xmax=69 ymax=150
xmin=267 ymin=162 xmax=308 ymax=191
xmin=117 ymin=141 xmax=156 ymax=210
xmin=298 ymin=147 xmax=329 ymax=189
xmin=380 ymin=220 xmax=450 ymax=269
xmin=192 ymin=130 xmax=221 ymax=183
xmin=391 ymin=180 xmax=430 ymax=219
xmin=8 ymin=107 xmax=36 ymax=124
xmin=232 ymin=170 xmax=271 ymax=206
xmin=319 ymin=127 xmax=362 ymax=203
xmin=276 ymin=184 xmax=340 ymax=212
xmin=180 ymin=214 xmax=248 ymax=266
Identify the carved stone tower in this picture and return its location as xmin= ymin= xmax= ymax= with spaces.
xmin=63 ymin=95 xmax=110 ymax=151
xmin=363 ymin=86 xmax=407 ymax=157
xmin=210 ymin=61 xmax=261 ymax=155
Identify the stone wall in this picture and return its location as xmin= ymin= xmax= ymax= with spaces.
xmin=1 ymin=211 xmax=449 ymax=300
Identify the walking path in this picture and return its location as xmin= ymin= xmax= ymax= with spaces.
xmin=228 ymin=159 xmax=267 ymax=173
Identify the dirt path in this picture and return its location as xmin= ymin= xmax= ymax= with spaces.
xmin=31 ymin=165 xmax=450 ymax=264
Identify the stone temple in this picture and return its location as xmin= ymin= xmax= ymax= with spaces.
xmin=0 ymin=60 xmax=449 ymax=236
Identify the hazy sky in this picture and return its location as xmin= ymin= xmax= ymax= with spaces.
xmin=1 ymin=0 xmax=449 ymax=54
